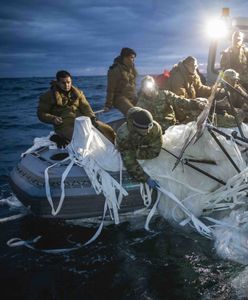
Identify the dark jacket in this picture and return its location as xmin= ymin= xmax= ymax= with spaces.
xmin=164 ymin=62 xmax=212 ymax=99
xmin=37 ymin=82 xmax=95 ymax=140
xmin=105 ymin=56 xmax=138 ymax=109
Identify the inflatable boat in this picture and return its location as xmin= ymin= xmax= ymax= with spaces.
xmin=9 ymin=117 xmax=154 ymax=220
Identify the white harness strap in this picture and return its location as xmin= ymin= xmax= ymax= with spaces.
xmin=145 ymin=192 xmax=161 ymax=231
xmin=140 ymin=183 xmax=153 ymax=207
xmin=44 ymin=156 xmax=71 ymax=216
xmin=157 ymin=186 xmax=212 ymax=238
xmin=7 ymin=236 xmax=82 ymax=254
xmin=21 ymin=132 xmax=56 ymax=157
xmin=117 ymin=157 xmax=124 ymax=206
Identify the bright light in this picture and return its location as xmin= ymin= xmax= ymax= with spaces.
xmin=206 ymin=19 xmax=228 ymax=39
xmin=144 ymin=80 xmax=155 ymax=90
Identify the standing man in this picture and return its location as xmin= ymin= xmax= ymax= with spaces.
xmin=220 ymin=31 xmax=248 ymax=89
xmin=103 ymin=47 xmax=138 ymax=115
xmin=116 ymin=107 xmax=162 ymax=188
xmin=37 ymin=70 xmax=116 ymax=146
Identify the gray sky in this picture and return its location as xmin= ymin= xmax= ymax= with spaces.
xmin=1 ymin=0 xmax=247 ymax=77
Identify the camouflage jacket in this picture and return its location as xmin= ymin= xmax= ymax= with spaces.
xmin=105 ymin=56 xmax=138 ymax=108
xmin=211 ymin=110 xmax=245 ymax=128
xmin=164 ymin=62 xmax=212 ymax=99
xmin=37 ymin=83 xmax=95 ymax=139
xmin=226 ymin=83 xmax=247 ymax=108
xmin=137 ymin=89 xmax=203 ymax=131
xmin=116 ymin=108 xmax=162 ymax=183
xmin=212 ymin=85 xmax=247 ymax=127
xmin=220 ymin=45 xmax=248 ymax=75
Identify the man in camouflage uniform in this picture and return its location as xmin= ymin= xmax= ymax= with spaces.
xmin=103 ymin=48 xmax=138 ymax=115
xmin=37 ymin=70 xmax=116 ymax=146
xmin=211 ymin=69 xmax=247 ymax=127
xmin=220 ymin=31 xmax=248 ymax=90
xmin=137 ymin=76 xmax=207 ymax=132
xmin=116 ymin=107 xmax=162 ymax=188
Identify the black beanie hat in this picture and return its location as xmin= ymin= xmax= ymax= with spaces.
xmin=132 ymin=109 xmax=153 ymax=129
xmin=120 ymin=47 xmax=137 ymax=58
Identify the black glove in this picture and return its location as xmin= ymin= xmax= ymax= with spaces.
xmin=147 ymin=177 xmax=160 ymax=189
xmin=193 ymin=98 xmax=207 ymax=110
xmin=50 ymin=134 xmax=70 ymax=148
xmin=90 ymin=116 xmax=99 ymax=128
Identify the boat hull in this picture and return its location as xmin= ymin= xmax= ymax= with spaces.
xmin=9 ymin=147 xmax=149 ymax=219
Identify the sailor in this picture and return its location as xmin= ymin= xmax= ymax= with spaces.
xmin=137 ymin=75 xmax=207 ymax=132
xmin=211 ymin=69 xmax=247 ymax=127
xmin=37 ymin=70 xmax=116 ymax=147
xmin=163 ymin=56 xmax=214 ymax=121
xmin=103 ymin=47 xmax=138 ymax=115
xmin=116 ymin=107 xmax=162 ymax=188
xmin=220 ymin=31 xmax=248 ymax=90
xmin=164 ymin=56 xmax=212 ymax=98
xmin=222 ymin=69 xmax=248 ymax=108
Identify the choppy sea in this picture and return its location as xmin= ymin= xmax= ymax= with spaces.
xmin=0 ymin=76 xmax=248 ymax=300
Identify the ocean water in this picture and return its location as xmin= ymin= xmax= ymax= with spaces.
xmin=0 ymin=76 xmax=247 ymax=300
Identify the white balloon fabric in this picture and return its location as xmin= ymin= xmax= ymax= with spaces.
xmin=70 ymin=116 xmax=121 ymax=172
xmin=140 ymin=121 xmax=248 ymax=263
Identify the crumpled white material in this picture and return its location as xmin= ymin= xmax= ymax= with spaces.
xmin=140 ymin=122 xmax=248 ymax=233
xmin=69 ymin=116 xmax=121 ymax=172
xmin=140 ymin=122 xmax=247 ymax=221
xmin=21 ymin=132 xmax=56 ymax=157
xmin=44 ymin=116 xmax=128 ymax=245
xmin=45 ymin=116 xmax=127 ymax=219
xmin=140 ymin=121 xmax=248 ymax=262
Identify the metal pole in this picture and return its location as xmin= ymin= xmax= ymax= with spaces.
xmin=162 ymin=147 xmax=226 ymax=185
xmin=207 ymin=128 xmax=241 ymax=173
xmin=224 ymin=88 xmax=245 ymax=138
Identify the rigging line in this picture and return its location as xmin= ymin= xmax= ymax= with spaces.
xmin=207 ymin=128 xmax=241 ymax=173
xmin=162 ymin=147 xmax=226 ymax=185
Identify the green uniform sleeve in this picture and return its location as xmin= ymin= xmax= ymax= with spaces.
xmin=169 ymin=75 xmax=188 ymax=97
xmin=37 ymin=92 xmax=55 ymax=124
xmin=116 ymin=134 xmax=148 ymax=183
xmin=78 ymin=91 xmax=95 ymax=118
xmin=194 ymin=74 xmax=212 ymax=98
xmin=166 ymin=91 xmax=194 ymax=108
xmin=121 ymin=148 xmax=149 ymax=183
xmin=116 ymin=122 xmax=162 ymax=183
xmin=137 ymin=125 xmax=163 ymax=160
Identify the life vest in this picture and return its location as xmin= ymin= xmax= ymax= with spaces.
xmin=153 ymin=70 xmax=170 ymax=90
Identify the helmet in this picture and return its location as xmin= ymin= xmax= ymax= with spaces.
xmin=141 ymin=75 xmax=157 ymax=96
xmin=141 ymin=75 xmax=155 ymax=88
xmin=223 ymin=69 xmax=239 ymax=84
xmin=132 ymin=109 xmax=153 ymax=129
xmin=128 ymin=107 xmax=153 ymax=130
